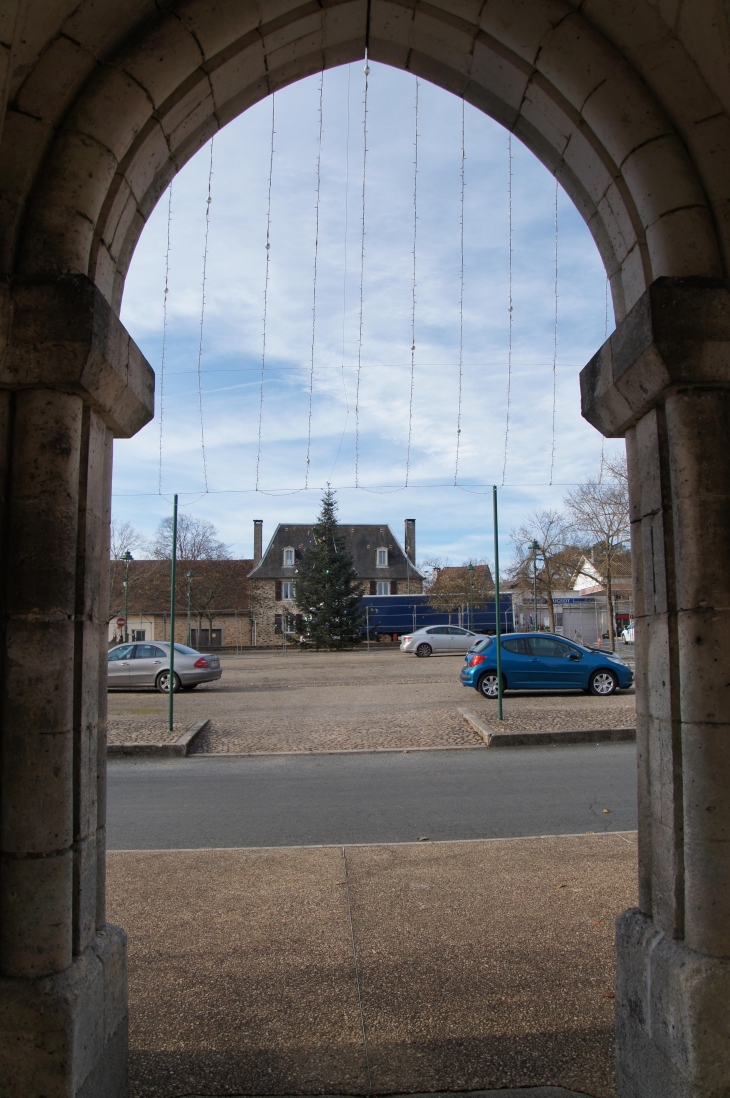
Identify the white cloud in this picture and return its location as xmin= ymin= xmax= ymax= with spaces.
xmin=117 ymin=61 xmax=624 ymax=563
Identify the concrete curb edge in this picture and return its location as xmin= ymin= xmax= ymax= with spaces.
xmin=458 ymin=707 xmax=636 ymax=746
xmin=108 ymin=718 xmax=210 ymax=758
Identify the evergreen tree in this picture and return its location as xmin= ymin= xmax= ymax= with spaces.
xmin=295 ymin=490 xmax=365 ymax=649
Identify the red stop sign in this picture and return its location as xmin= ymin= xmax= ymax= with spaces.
xmin=116 ymin=617 xmax=125 ymax=627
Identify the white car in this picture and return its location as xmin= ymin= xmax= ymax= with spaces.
xmin=621 ymin=624 xmax=635 ymax=644
xmin=400 ymin=625 xmax=482 ymax=657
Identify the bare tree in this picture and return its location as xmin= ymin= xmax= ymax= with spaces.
xmin=110 ymin=519 xmax=147 ymax=560
xmin=419 ymin=557 xmax=450 ymax=590
xmin=565 ymin=462 xmax=630 ymax=649
xmin=508 ymin=510 xmax=579 ymax=632
xmin=151 ymin=514 xmax=231 ymax=561
xmin=427 ymin=560 xmax=494 ymax=627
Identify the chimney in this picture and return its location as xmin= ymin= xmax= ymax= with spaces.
xmin=404 ymin=519 xmax=416 ymax=564
xmin=253 ymin=519 xmax=263 ymax=565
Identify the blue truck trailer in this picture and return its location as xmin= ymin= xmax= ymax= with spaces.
xmin=360 ymin=593 xmax=514 ymax=640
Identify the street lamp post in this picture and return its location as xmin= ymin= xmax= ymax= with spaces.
xmin=530 ymin=540 xmax=540 ymax=632
xmin=186 ymin=571 xmax=194 ymax=646
xmin=123 ymin=551 xmax=133 ymax=642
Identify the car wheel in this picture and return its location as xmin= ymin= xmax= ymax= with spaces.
xmin=415 ymin=643 xmax=432 ymax=658
xmin=589 ymin=669 xmax=618 ymax=696
xmin=478 ymin=673 xmax=503 ymax=699
xmin=155 ymin=670 xmax=181 ymax=694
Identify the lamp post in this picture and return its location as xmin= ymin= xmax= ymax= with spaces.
xmin=186 ymin=571 xmax=194 ymax=646
xmin=530 ymin=540 xmax=540 ymax=631
xmin=123 ymin=551 xmax=133 ymax=642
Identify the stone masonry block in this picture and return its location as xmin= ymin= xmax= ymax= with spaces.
xmin=479 ymin=0 xmax=567 ymax=67
xmin=537 ymin=11 xmax=618 ymax=114
xmin=580 ymin=278 xmax=730 ymax=437
xmin=617 ymin=908 xmax=730 ymax=1092
xmin=70 ymin=65 xmax=153 ymax=163
xmin=1 ymin=725 xmax=73 ymax=854
xmin=562 ymin=126 xmax=614 ymax=205
xmin=207 ymin=39 xmax=267 ymax=114
xmin=73 ymin=835 xmax=99 ymax=958
xmin=177 ymin=0 xmax=260 ymax=60
xmin=118 ymin=13 xmax=203 ymax=109
xmin=2 ymin=276 xmax=154 ymax=439
xmin=15 ymin=34 xmax=96 ymax=125
xmin=622 ymin=134 xmax=709 ymax=229
xmin=581 ymin=63 xmax=672 ymax=167
xmin=0 ymin=924 xmax=126 ymax=1095
xmin=121 ymin=118 xmax=171 ymax=207
xmin=0 ymin=850 xmax=73 ymax=977
xmin=157 ymin=70 xmax=212 ymax=139
xmin=646 ymin=204 xmax=723 ymax=282
xmin=470 ymin=34 xmax=531 ymax=113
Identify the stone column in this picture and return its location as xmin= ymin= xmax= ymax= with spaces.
xmin=0 ymin=276 xmax=153 ymax=1097
xmin=581 ymin=276 xmax=730 ymax=1098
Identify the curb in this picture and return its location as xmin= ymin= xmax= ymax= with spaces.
xmin=458 ymin=708 xmax=636 ymax=747
xmin=108 ymin=718 xmax=210 ymax=758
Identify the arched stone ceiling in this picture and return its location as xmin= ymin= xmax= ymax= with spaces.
xmin=1 ymin=0 xmax=728 ymax=325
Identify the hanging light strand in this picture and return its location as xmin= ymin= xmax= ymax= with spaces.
xmin=355 ymin=54 xmax=369 ymax=488
xmin=454 ymin=98 xmax=465 ymax=486
xmin=256 ymin=94 xmax=276 ymax=492
xmin=404 ymin=77 xmax=419 ymax=488
xmin=195 ymin=138 xmax=214 ymax=492
xmin=501 ymin=133 xmax=513 ymax=486
xmin=329 ymin=64 xmax=353 ymax=483
xmin=305 ymin=72 xmax=324 ymax=489
xmin=549 ymin=178 xmax=558 ymax=485
xmin=158 ymin=182 xmax=173 ymax=495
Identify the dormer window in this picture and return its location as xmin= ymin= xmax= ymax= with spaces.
xmin=283 ymin=547 xmax=295 ymax=567
xmin=376 ymin=548 xmax=388 ymax=567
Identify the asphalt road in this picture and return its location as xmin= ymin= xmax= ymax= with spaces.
xmin=108 ymin=742 xmax=637 ymax=849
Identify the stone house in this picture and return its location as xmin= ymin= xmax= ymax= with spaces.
xmin=108 ymin=558 xmax=253 ymax=648
xmin=248 ymin=518 xmax=423 ymax=645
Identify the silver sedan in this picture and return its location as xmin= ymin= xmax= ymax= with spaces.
xmin=399 ymin=625 xmax=481 ymax=657
xmin=107 ymin=641 xmax=222 ymax=692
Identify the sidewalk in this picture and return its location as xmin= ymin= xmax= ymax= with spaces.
xmin=108 ymin=833 xmax=637 ymax=1098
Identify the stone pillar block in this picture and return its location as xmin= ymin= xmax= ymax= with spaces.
xmin=0 ymin=274 xmax=152 ymax=1094
xmin=581 ymin=276 xmax=730 ymax=1095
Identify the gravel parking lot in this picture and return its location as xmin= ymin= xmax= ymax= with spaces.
xmin=107 ymin=648 xmax=636 ymax=753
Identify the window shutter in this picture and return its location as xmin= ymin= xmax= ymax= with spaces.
xmin=390 ymin=580 xmax=398 ymax=595
xmin=369 ymin=580 xmax=376 ymax=596
xmin=275 ymin=580 xmax=282 ymax=601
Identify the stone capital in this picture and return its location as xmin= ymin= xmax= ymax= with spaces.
xmin=581 ymin=277 xmax=730 ymax=438
xmin=1 ymin=275 xmax=154 ymax=438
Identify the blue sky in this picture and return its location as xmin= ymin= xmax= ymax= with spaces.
xmin=116 ymin=61 xmax=625 ymax=567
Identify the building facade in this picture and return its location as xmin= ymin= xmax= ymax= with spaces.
xmin=248 ymin=519 xmax=423 ymax=645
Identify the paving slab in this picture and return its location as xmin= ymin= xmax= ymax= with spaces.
xmin=107 ymin=834 xmax=636 ymax=1098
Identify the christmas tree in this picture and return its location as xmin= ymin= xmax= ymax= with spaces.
xmin=295 ymin=489 xmax=365 ymax=649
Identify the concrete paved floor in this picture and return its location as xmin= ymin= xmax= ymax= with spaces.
xmin=108 ymin=743 xmax=637 ymax=849
xmin=108 ymin=833 xmax=636 ymax=1098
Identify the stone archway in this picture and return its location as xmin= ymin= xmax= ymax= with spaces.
xmin=2 ymin=3 xmax=730 ymax=1096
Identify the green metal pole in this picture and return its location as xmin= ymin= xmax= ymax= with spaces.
xmin=168 ymin=494 xmax=178 ymax=733
xmin=493 ymin=485 xmax=503 ymax=721
xmin=124 ymin=557 xmax=129 ymax=643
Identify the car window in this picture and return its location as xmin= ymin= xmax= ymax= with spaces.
xmin=133 ymin=644 xmax=159 ymax=659
xmin=425 ymin=627 xmax=448 ymax=635
xmin=501 ymin=637 xmax=531 ymax=655
xmin=448 ymin=627 xmax=470 ymax=635
xmin=108 ymin=645 xmax=134 ymax=661
xmin=470 ymin=637 xmax=493 ymax=651
xmin=530 ymin=637 xmax=574 ymax=659
xmin=152 ymin=646 xmax=167 ymax=658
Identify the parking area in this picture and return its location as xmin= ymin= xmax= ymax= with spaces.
xmin=107 ymin=647 xmax=636 ymax=753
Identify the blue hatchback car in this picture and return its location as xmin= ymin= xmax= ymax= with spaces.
xmin=460 ymin=632 xmax=634 ymax=698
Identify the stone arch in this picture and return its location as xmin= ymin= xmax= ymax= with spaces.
xmin=5 ymin=4 xmax=730 ymax=1096
xmin=13 ymin=0 xmax=723 ymax=323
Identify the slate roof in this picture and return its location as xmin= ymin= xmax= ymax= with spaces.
xmin=248 ymin=524 xmax=423 ymax=582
